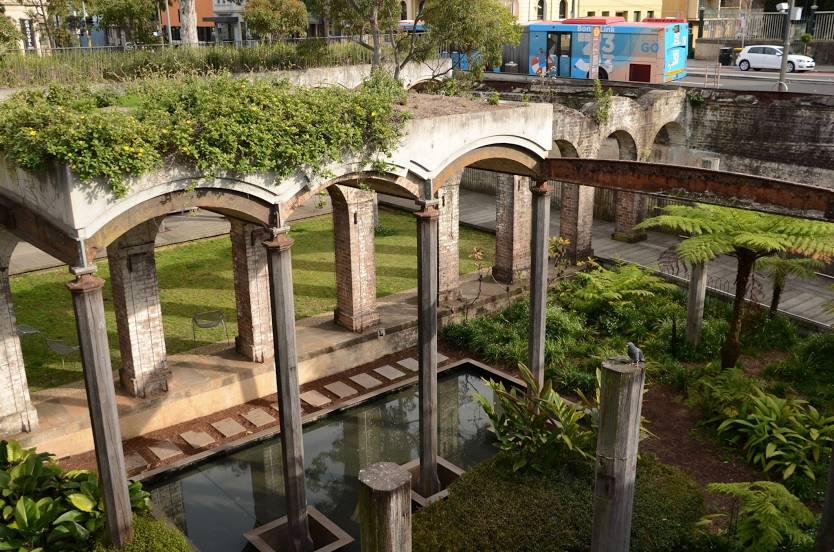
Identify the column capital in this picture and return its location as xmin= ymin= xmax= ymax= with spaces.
xmin=262 ymin=227 xmax=294 ymax=252
xmin=415 ymin=201 xmax=439 ymax=220
xmin=530 ymin=180 xmax=551 ymax=195
xmin=66 ymin=273 xmax=105 ymax=294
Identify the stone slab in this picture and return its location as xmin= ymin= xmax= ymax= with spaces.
xmin=242 ymin=408 xmax=276 ymax=428
xmin=300 ymin=390 xmax=331 ymax=408
xmin=349 ymin=373 xmax=383 ymax=389
xmin=124 ymin=452 xmax=148 ymax=472
xmin=180 ymin=430 xmax=215 ymax=449
xmin=396 ymin=357 xmax=419 ymax=372
xmin=211 ymin=418 xmax=247 ymax=438
xmin=374 ymin=364 xmax=406 ymax=381
xmin=148 ymin=441 xmax=182 ymax=461
xmin=324 ymin=381 xmax=358 ymax=399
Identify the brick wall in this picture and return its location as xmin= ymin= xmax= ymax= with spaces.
xmin=230 ymin=219 xmax=274 ymax=361
xmin=493 ymin=174 xmax=532 ymax=283
xmin=438 ymin=173 xmax=462 ymax=300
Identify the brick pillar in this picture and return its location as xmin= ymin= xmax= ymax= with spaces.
xmin=230 ymin=219 xmax=273 ymax=361
xmin=493 ymin=174 xmax=532 ymax=284
xmin=438 ymin=172 xmax=462 ymax=302
xmin=0 ymin=232 xmax=38 ymax=434
xmin=329 ymin=185 xmax=378 ymax=332
xmin=612 ymin=192 xmax=647 ymax=243
xmin=108 ymin=220 xmax=168 ymax=398
xmin=559 ymin=183 xmax=595 ymax=264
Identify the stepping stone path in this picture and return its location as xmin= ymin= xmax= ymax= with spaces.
xmin=148 ymin=441 xmax=182 ymax=462
xmin=349 ymin=373 xmax=383 ymax=389
xmin=243 ymin=408 xmax=276 ymax=428
xmin=211 ymin=418 xmax=247 ymax=438
xmin=397 ymin=357 xmax=419 ymax=372
xmin=124 ymin=452 xmax=148 ymax=473
xmin=300 ymin=390 xmax=331 ymax=408
xmin=181 ymin=430 xmax=215 ymax=449
xmin=374 ymin=365 xmax=406 ymax=381
xmin=324 ymin=381 xmax=358 ymax=399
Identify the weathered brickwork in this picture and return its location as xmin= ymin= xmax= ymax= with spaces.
xmin=438 ymin=172 xmax=462 ymax=301
xmin=612 ymin=192 xmax=648 ymax=243
xmin=493 ymin=174 xmax=532 ymax=284
xmin=559 ymin=183 xmax=595 ymax=262
xmin=329 ymin=185 xmax=378 ymax=332
xmin=108 ymin=220 xmax=169 ymax=398
xmin=0 ymin=231 xmax=37 ymax=434
xmin=230 ymin=219 xmax=273 ymax=361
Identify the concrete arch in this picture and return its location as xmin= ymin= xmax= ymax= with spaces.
xmin=431 ymin=144 xmax=545 ymax=195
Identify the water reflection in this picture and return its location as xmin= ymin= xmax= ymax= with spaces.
xmin=150 ymin=370 xmax=497 ymax=552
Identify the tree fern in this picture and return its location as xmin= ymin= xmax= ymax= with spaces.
xmin=637 ymin=204 xmax=834 ymax=368
xmin=757 ymin=255 xmax=824 ymax=316
xmin=706 ymin=481 xmax=815 ymax=551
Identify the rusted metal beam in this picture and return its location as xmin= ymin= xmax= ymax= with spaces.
xmin=0 ymin=193 xmax=81 ymax=266
xmin=545 ymin=159 xmax=834 ymax=221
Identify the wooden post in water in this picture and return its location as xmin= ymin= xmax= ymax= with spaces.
xmin=816 ymin=447 xmax=834 ymax=552
xmin=590 ymin=356 xmax=646 ymax=552
xmin=358 ymin=462 xmax=412 ymax=552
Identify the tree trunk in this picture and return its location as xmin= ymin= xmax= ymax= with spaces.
xmin=769 ymin=282 xmax=782 ymax=318
xmin=720 ymin=252 xmax=756 ymax=369
xmin=179 ymin=0 xmax=199 ymax=46
xmin=370 ymin=9 xmax=381 ymax=68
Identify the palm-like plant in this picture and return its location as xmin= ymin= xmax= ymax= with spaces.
xmin=757 ymin=255 xmax=824 ymax=317
xmin=636 ymin=204 xmax=834 ymax=369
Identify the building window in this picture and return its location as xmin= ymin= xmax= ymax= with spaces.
xmin=647 ymin=10 xmax=654 ymax=17
xmin=634 ymin=10 xmax=641 ymax=20
xmin=400 ymin=0 xmax=407 ymax=19
xmin=601 ymin=10 xmax=610 ymax=16
xmin=537 ymin=0 xmax=545 ymax=19
xmin=559 ymin=0 xmax=567 ymax=17
xmin=616 ymin=10 xmax=627 ymax=19
xmin=587 ymin=10 xmax=595 ymax=15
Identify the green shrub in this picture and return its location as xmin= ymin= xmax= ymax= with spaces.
xmin=741 ymin=312 xmax=798 ymax=353
xmin=704 ymin=481 xmax=816 ymax=552
xmin=413 ymin=453 xmax=704 ymax=552
xmin=92 ymin=515 xmax=192 ymax=552
xmin=766 ymin=332 xmax=834 ymax=411
xmin=0 ymin=440 xmax=150 ymax=551
xmin=569 ymin=263 xmax=677 ymax=318
xmin=687 ymin=367 xmax=760 ymax=420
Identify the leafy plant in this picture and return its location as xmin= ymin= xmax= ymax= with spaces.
xmin=716 ymin=389 xmax=834 ymax=481
xmin=637 ymin=204 xmax=834 ymax=368
xmin=756 ymin=255 xmax=823 ymax=317
xmin=704 ymin=481 xmax=815 ymax=551
xmin=0 ymin=440 xmax=150 ymax=551
xmin=686 ymin=88 xmax=705 ymax=106
xmin=475 ymin=364 xmax=595 ymax=472
xmin=569 ymin=262 xmax=677 ymax=317
xmin=487 ymin=91 xmax=500 ymax=105
xmin=592 ymin=79 xmax=613 ymax=125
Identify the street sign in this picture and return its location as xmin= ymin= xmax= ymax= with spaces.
xmin=20 ymin=19 xmax=36 ymax=52
xmin=589 ymin=26 xmax=601 ymax=79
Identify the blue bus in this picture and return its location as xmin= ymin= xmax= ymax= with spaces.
xmin=518 ymin=17 xmax=688 ymax=83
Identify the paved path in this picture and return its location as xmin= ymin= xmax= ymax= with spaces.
xmin=382 ymin=190 xmax=834 ymax=328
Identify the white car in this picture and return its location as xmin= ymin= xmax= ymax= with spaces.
xmin=735 ymin=45 xmax=815 ymax=73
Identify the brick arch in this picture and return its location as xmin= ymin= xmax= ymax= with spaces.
xmin=651 ymin=121 xmax=688 ymax=164
xmin=601 ymin=129 xmax=639 ymax=161
xmin=553 ymin=139 xmax=579 ymax=158
xmin=652 ymin=120 xmax=687 ymax=147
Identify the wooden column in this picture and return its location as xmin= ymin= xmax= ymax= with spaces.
xmin=817 ymin=447 xmax=834 ymax=552
xmin=686 ymin=263 xmax=708 ymax=347
xmin=263 ymin=230 xmax=314 ymax=552
xmin=528 ymin=180 xmax=551 ymax=389
xmin=68 ymin=272 xmax=132 ymax=548
xmin=591 ymin=356 xmax=646 ymax=552
xmin=416 ymin=201 xmax=441 ymax=497
xmin=358 ymin=462 xmax=412 ymax=552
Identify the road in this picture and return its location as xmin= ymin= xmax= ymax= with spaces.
xmin=682 ymin=60 xmax=834 ymax=94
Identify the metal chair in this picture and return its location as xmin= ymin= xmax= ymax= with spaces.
xmin=16 ymin=324 xmax=41 ymax=338
xmin=191 ymin=311 xmax=229 ymax=343
xmin=46 ymin=339 xmax=80 ymax=370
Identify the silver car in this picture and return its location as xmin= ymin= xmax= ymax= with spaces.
xmin=735 ymin=45 xmax=815 ymax=72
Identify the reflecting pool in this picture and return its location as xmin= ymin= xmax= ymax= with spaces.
xmin=149 ymin=368 xmax=499 ymax=551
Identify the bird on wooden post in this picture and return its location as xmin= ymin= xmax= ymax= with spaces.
xmin=627 ymin=342 xmax=645 ymax=366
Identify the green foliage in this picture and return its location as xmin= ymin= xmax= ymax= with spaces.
xmin=592 ymin=79 xmax=613 ymax=125
xmin=413 ymin=452 xmax=704 ymax=552
xmin=716 ymin=389 xmax=834 ymax=481
xmin=569 ymin=262 xmax=677 ymax=317
xmin=475 ymin=364 xmax=595 ymax=472
xmin=89 ymin=0 xmax=159 ymax=43
xmin=705 ymin=481 xmax=816 ymax=552
xmin=0 ymin=15 xmax=21 ymax=53
xmin=244 ymin=0 xmax=308 ymax=41
xmin=687 ymin=367 xmax=761 ymax=420
xmin=92 ymin=515 xmax=192 ymax=552
xmin=686 ymin=88 xmax=705 ymax=106
xmin=0 ymin=439 xmax=150 ymax=551
xmin=0 ymin=74 xmax=408 ymax=196
xmin=740 ymin=311 xmax=798 ymax=353
xmin=487 ymin=91 xmax=500 ymax=105
xmin=801 ymin=32 xmax=813 ymax=44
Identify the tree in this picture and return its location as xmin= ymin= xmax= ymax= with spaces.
xmin=179 ymin=0 xmax=198 ymax=45
xmin=244 ymin=0 xmax=307 ymax=42
xmin=0 ymin=15 xmax=22 ymax=52
xmin=637 ymin=204 xmax=834 ymax=369
xmin=757 ymin=255 xmax=823 ymax=318
xmin=20 ymin=0 xmax=81 ymax=49
xmin=91 ymin=0 xmax=158 ymax=43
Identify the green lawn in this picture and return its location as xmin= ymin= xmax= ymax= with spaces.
xmin=11 ymin=208 xmax=495 ymax=391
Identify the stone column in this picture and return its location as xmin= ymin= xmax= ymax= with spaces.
xmin=416 ymin=202 xmax=441 ymax=497
xmin=68 ymin=272 xmax=132 ymax=548
xmin=591 ymin=357 xmax=646 ymax=552
xmin=437 ymin=173 xmax=461 ymax=302
xmin=329 ymin=185 xmax=378 ymax=332
xmin=686 ymin=263 xmax=708 ymax=347
xmin=493 ymin=174 xmax=532 ymax=284
xmin=230 ymin=219 xmax=273 ymax=362
xmin=263 ymin=230 xmax=314 ymax=552
xmin=559 ymin=183 xmax=595 ymax=264
xmin=528 ymin=180 xmax=551 ymax=389
xmin=0 ymin=231 xmax=37 ymax=434
xmin=107 ymin=220 xmax=168 ymax=397
xmin=612 ymin=192 xmax=647 ymax=243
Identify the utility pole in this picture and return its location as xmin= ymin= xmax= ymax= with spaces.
xmin=777 ymin=0 xmax=795 ymax=92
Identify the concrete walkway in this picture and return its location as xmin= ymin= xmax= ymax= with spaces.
xmin=382 ymin=189 xmax=834 ymax=328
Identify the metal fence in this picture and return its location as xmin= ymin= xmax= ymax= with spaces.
xmin=701 ymin=11 xmax=834 ymax=41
